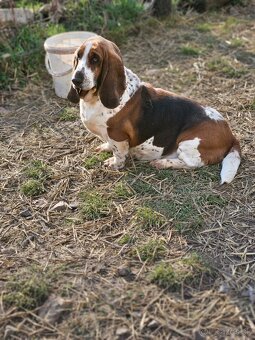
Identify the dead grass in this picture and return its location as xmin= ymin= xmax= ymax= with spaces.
xmin=0 ymin=5 xmax=255 ymax=339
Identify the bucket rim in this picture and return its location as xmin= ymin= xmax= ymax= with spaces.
xmin=44 ymin=31 xmax=97 ymax=55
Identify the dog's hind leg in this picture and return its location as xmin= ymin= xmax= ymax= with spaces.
xmin=150 ymin=158 xmax=190 ymax=169
xmin=150 ymin=138 xmax=204 ymax=170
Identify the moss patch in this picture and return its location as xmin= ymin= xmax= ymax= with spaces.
xmin=113 ymin=182 xmax=133 ymax=199
xmin=80 ymin=190 xmax=110 ymax=220
xmin=135 ymin=207 xmax=166 ymax=229
xmin=136 ymin=239 xmax=167 ymax=262
xmin=4 ymin=273 xmax=49 ymax=309
xmin=20 ymin=179 xmax=45 ymax=197
xmin=180 ymin=45 xmax=201 ymax=56
xmin=195 ymin=23 xmax=212 ymax=32
xmin=149 ymin=252 xmax=211 ymax=290
xmin=59 ymin=107 xmax=78 ymax=122
xmin=24 ymin=159 xmax=48 ymax=180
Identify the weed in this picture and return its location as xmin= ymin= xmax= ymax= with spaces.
xmin=149 ymin=252 xmax=210 ymax=289
xmin=0 ymin=23 xmax=65 ymax=89
xmin=136 ymin=239 xmax=167 ymax=262
xmin=222 ymin=17 xmax=240 ymax=33
xmin=180 ymin=45 xmax=201 ymax=56
xmin=196 ymin=23 xmax=212 ymax=32
xmin=118 ymin=233 xmax=135 ymax=245
xmin=147 ymin=194 xmax=205 ymax=235
xmin=80 ymin=190 xmax=110 ymax=220
xmin=128 ymin=178 xmax=158 ymax=195
xmin=135 ymin=207 xmax=166 ymax=229
xmin=4 ymin=273 xmax=49 ymax=309
xmin=84 ymin=152 xmax=111 ymax=169
xmin=114 ymin=182 xmax=133 ymax=199
xmin=16 ymin=0 xmax=42 ymax=10
xmin=192 ymin=165 xmax=220 ymax=182
xmin=21 ymin=179 xmax=44 ymax=197
xmin=228 ymin=37 xmax=244 ymax=48
xmin=59 ymin=107 xmax=78 ymax=122
xmin=197 ymin=194 xmax=226 ymax=208
xmin=182 ymin=252 xmax=205 ymax=269
xmin=207 ymin=58 xmax=246 ymax=78
xmin=249 ymin=99 xmax=255 ymax=111
xmin=149 ymin=263 xmax=178 ymax=289
xmin=61 ymin=283 xmax=74 ymax=298
xmin=24 ymin=159 xmax=48 ymax=180
xmin=45 ymin=24 xmax=66 ymax=37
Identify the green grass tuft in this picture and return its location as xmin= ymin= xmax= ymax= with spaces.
xmin=24 ymin=159 xmax=48 ymax=180
xmin=149 ymin=263 xmax=178 ymax=289
xmin=135 ymin=207 xmax=166 ymax=229
xmin=149 ymin=252 xmax=210 ymax=290
xmin=249 ymin=99 xmax=255 ymax=111
xmin=222 ymin=17 xmax=240 ymax=33
xmin=118 ymin=233 xmax=135 ymax=245
xmin=80 ymin=190 xmax=110 ymax=220
xmin=128 ymin=177 xmax=158 ymax=195
xmin=228 ymin=37 xmax=244 ymax=48
xmin=197 ymin=194 xmax=226 ymax=208
xmin=84 ymin=152 xmax=111 ymax=169
xmin=59 ymin=107 xmax=78 ymax=122
xmin=180 ymin=45 xmax=201 ymax=56
xmin=3 ymin=274 xmax=49 ymax=309
xmin=21 ymin=179 xmax=45 ymax=197
xmin=147 ymin=198 xmax=204 ymax=234
xmin=195 ymin=23 xmax=212 ymax=32
xmin=114 ymin=182 xmax=133 ymax=199
xmin=136 ymin=239 xmax=167 ymax=262
xmin=207 ymin=58 xmax=246 ymax=78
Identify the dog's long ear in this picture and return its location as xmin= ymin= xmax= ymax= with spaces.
xmin=141 ymin=85 xmax=153 ymax=112
xmin=67 ymin=54 xmax=80 ymax=103
xmin=98 ymin=42 xmax=126 ymax=109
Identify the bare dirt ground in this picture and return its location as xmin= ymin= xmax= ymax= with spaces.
xmin=1 ymin=6 xmax=255 ymax=340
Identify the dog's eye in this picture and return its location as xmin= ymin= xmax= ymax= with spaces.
xmin=90 ymin=54 xmax=99 ymax=64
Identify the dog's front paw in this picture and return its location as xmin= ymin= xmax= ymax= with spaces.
xmin=104 ymin=157 xmax=124 ymax=170
xmin=150 ymin=159 xmax=167 ymax=169
xmin=95 ymin=143 xmax=112 ymax=153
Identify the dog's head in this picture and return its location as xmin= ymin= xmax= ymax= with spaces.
xmin=67 ymin=36 xmax=126 ymax=109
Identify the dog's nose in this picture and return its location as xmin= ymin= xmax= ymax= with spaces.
xmin=72 ymin=71 xmax=83 ymax=87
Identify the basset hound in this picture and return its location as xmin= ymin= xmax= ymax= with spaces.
xmin=67 ymin=36 xmax=241 ymax=184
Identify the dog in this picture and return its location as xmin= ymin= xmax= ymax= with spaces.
xmin=67 ymin=36 xmax=241 ymax=184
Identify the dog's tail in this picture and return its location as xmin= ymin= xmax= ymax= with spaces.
xmin=220 ymin=138 xmax=241 ymax=184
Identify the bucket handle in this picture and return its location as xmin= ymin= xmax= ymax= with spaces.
xmin=45 ymin=54 xmax=73 ymax=77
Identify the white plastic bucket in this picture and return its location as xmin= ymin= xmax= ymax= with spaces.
xmin=44 ymin=31 xmax=97 ymax=98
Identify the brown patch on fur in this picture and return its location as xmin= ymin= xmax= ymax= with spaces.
xmin=95 ymin=38 xmax=126 ymax=109
xmin=177 ymin=120 xmax=240 ymax=165
xmin=76 ymin=45 xmax=85 ymax=60
xmin=107 ymin=87 xmax=143 ymax=146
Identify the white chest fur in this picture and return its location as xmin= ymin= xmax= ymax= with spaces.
xmin=80 ymin=99 xmax=113 ymax=141
xmin=79 ymin=67 xmax=141 ymax=142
